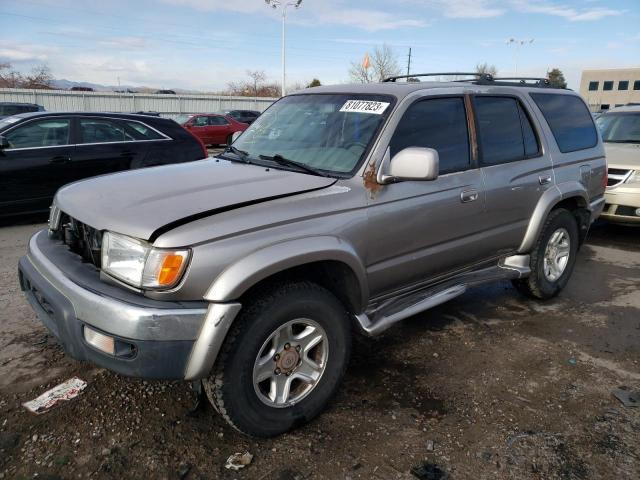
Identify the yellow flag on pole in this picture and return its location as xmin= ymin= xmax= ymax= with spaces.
xmin=362 ymin=53 xmax=371 ymax=69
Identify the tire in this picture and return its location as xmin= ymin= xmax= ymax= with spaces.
xmin=512 ymin=208 xmax=579 ymax=299
xmin=226 ymin=134 xmax=233 ymax=146
xmin=203 ymin=281 xmax=351 ymax=437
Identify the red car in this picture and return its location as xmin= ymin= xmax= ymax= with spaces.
xmin=176 ymin=113 xmax=248 ymax=146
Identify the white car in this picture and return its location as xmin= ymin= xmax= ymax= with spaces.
xmin=596 ymin=105 xmax=640 ymax=225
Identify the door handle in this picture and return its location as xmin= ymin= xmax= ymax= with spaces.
xmin=539 ymin=175 xmax=552 ymax=185
xmin=49 ymin=155 xmax=71 ymax=164
xmin=460 ymin=190 xmax=479 ymax=203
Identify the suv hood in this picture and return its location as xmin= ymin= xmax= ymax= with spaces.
xmin=604 ymin=143 xmax=640 ymax=170
xmin=55 ymin=159 xmax=336 ymax=241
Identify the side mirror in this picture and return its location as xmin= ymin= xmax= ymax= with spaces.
xmin=231 ymin=131 xmax=243 ymax=143
xmin=384 ymin=147 xmax=439 ymax=182
xmin=0 ymin=136 xmax=9 ymax=150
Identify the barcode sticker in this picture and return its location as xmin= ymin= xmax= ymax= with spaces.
xmin=339 ymin=100 xmax=390 ymax=115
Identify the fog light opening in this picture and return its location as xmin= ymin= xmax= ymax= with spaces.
xmin=83 ymin=326 xmax=115 ymax=355
xmin=635 ymin=208 xmax=640 ymax=217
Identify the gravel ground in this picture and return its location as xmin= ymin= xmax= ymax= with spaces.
xmin=0 ymin=219 xmax=638 ymax=480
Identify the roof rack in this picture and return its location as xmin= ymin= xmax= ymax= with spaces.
xmin=383 ymin=72 xmax=491 ymax=82
xmin=383 ymin=73 xmax=557 ymax=89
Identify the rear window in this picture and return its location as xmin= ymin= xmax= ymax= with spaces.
xmin=530 ymin=93 xmax=598 ymax=153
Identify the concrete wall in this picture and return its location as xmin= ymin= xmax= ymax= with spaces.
xmin=579 ymin=68 xmax=640 ymax=111
xmin=0 ymin=88 xmax=277 ymax=119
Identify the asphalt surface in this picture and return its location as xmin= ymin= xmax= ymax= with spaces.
xmin=0 ymin=219 xmax=638 ymax=479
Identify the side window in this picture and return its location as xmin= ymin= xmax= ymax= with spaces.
xmin=530 ymin=93 xmax=598 ymax=153
xmin=193 ymin=116 xmax=208 ymax=127
xmin=5 ymin=119 xmax=70 ymax=148
xmin=518 ymin=103 xmax=540 ymax=157
xmin=123 ymin=121 xmax=164 ymax=140
xmin=390 ymin=97 xmax=470 ymax=174
xmin=475 ymin=97 xmax=525 ymax=165
xmin=80 ymin=118 xmax=131 ymax=143
xmin=209 ymin=116 xmax=229 ymax=126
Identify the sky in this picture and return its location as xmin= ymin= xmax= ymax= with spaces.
xmin=0 ymin=0 xmax=639 ymax=91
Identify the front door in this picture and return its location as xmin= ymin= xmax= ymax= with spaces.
xmin=365 ymin=96 xmax=489 ymax=297
xmin=0 ymin=117 xmax=74 ymax=215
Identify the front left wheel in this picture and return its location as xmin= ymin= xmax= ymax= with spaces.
xmin=203 ymin=281 xmax=351 ymax=437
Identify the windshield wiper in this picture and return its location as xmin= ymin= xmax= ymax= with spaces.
xmin=219 ymin=145 xmax=252 ymax=163
xmin=258 ymin=153 xmax=327 ymax=177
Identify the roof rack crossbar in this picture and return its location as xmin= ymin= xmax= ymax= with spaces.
xmin=383 ymin=72 xmax=493 ymax=83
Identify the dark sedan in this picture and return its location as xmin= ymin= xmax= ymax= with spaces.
xmin=224 ymin=109 xmax=261 ymax=125
xmin=0 ymin=112 xmax=208 ymax=218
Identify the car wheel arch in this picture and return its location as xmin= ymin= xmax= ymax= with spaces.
xmin=203 ymin=236 xmax=369 ymax=314
xmin=518 ymin=182 xmax=590 ymax=253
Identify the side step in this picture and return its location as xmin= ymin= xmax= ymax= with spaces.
xmin=356 ymin=254 xmax=530 ymax=336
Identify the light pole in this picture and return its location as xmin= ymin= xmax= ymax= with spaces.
xmin=265 ymin=0 xmax=302 ymax=97
xmin=506 ymin=38 xmax=534 ymax=76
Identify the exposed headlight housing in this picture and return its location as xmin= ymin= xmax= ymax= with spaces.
xmin=101 ymin=231 xmax=190 ymax=289
xmin=624 ymin=170 xmax=640 ymax=184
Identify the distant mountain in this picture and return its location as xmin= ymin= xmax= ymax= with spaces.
xmin=49 ymin=79 xmax=202 ymax=94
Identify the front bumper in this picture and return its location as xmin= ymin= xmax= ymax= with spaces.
xmin=602 ymin=187 xmax=640 ymax=225
xmin=19 ymin=230 xmax=240 ymax=380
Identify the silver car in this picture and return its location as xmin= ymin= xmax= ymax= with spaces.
xmin=19 ymin=74 xmax=606 ymax=437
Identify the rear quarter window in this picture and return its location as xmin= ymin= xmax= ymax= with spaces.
xmin=530 ymin=93 xmax=598 ymax=153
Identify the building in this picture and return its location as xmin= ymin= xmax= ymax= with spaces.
xmin=579 ymin=68 xmax=640 ymax=112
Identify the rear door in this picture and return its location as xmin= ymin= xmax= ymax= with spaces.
xmin=472 ymin=95 xmax=553 ymax=253
xmin=72 ymin=116 xmax=147 ymax=181
xmin=366 ymin=96 xmax=488 ymax=296
xmin=0 ymin=117 xmax=74 ymax=214
xmin=208 ymin=115 xmax=232 ymax=144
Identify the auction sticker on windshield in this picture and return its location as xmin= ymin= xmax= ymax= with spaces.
xmin=340 ymin=100 xmax=390 ymax=115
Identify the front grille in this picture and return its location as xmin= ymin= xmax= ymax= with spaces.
xmin=51 ymin=212 xmax=103 ymax=268
xmin=607 ymin=168 xmax=631 ymax=187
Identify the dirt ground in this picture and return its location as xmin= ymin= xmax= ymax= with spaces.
xmin=0 ymin=218 xmax=638 ymax=480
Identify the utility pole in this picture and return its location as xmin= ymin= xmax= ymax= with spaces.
xmin=406 ymin=47 xmax=412 ymax=77
xmin=265 ymin=0 xmax=303 ymax=97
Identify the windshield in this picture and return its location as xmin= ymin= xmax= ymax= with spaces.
xmin=232 ymin=94 xmax=394 ymax=175
xmin=596 ymin=112 xmax=640 ymax=143
xmin=174 ymin=114 xmax=193 ymax=125
xmin=0 ymin=105 xmax=36 ymax=116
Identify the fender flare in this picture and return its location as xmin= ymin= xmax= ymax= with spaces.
xmin=518 ymin=181 xmax=589 ymax=253
xmin=204 ymin=236 xmax=369 ymax=311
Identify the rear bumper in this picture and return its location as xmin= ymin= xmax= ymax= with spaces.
xmin=19 ymin=230 xmax=239 ymax=380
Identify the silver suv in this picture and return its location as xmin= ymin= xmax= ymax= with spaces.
xmin=19 ymin=74 xmax=606 ymax=437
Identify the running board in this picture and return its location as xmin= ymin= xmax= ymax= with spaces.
xmin=355 ymin=254 xmax=530 ymax=336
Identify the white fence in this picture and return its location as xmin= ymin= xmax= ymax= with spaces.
xmin=0 ymin=88 xmax=277 ymax=119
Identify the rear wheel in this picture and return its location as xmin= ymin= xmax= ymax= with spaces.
xmin=226 ymin=134 xmax=233 ymax=146
xmin=203 ymin=281 xmax=351 ymax=437
xmin=512 ymin=208 xmax=579 ymax=299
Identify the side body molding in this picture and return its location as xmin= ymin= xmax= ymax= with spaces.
xmin=204 ymin=236 xmax=369 ymax=310
xmin=518 ymin=181 xmax=589 ymax=253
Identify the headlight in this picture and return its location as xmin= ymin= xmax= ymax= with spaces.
xmin=625 ymin=170 xmax=640 ymax=184
xmin=101 ymin=231 xmax=190 ymax=289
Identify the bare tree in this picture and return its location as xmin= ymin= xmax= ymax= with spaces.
xmin=24 ymin=64 xmax=53 ymax=89
xmin=349 ymin=44 xmax=401 ymax=83
xmin=0 ymin=62 xmax=25 ymax=88
xmin=246 ymin=70 xmax=266 ymax=97
xmin=0 ymin=62 xmax=52 ymax=89
xmin=475 ymin=62 xmax=498 ymax=78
